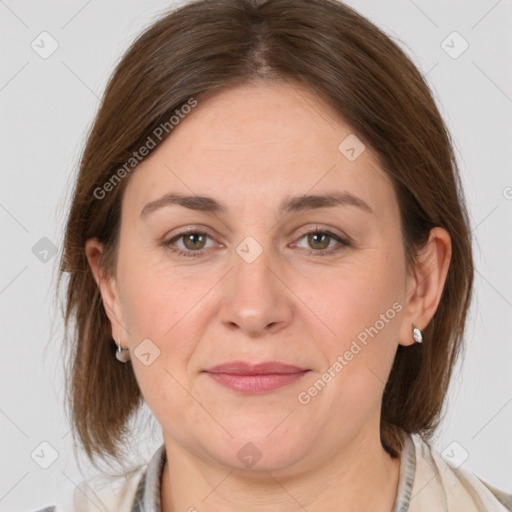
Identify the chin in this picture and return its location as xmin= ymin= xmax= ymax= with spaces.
xmin=197 ymin=425 xmax=306 ymax=473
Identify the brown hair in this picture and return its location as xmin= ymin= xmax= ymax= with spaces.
xmin=57 ymin=0 xmax=474 ymax=469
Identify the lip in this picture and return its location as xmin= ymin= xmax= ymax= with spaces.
xmin=205 ymin=361 xmax=308 ymax=374
xmin=203 ymin=361 xmax=310 ymax=393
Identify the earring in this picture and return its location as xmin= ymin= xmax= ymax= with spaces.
xmin=115 ymin=337 xmax=130 ymax=363
xmin=412 ymin=324 xmax=423 ymax=344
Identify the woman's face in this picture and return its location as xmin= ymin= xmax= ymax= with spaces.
xmin=88 ymin=82 xmax=437 ymax=473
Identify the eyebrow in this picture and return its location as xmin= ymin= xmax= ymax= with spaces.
xmin=140 ymin=191 xmax=373 ymax=219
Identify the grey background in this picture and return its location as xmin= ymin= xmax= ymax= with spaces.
xmin=1 ymin=0 xmax=511 ymax=510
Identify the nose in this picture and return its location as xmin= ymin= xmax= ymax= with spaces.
xmin=218 ymin=241 xmax=293 ymax=337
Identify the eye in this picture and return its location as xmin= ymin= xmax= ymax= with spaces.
xmin=293 ymin=228 xmax=351 ymax=256
xmin=162 ymin=229 xmax=217 ymax=257
xmin=161 ymin=226 xmax=351 ymax=258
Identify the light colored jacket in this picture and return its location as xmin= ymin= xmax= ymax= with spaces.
xmin=34 ymin=432 xmax=512 ymax=511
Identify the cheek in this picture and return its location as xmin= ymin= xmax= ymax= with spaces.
xmin=313 ymin=250 xmax=404 ymax=378
xmin=121 ymin=269 xmax=200 ymax=418
xmin=118 ymin=248 xmax=197 ymax=336
xmin=117 ymin=257 xmax=219 ymax=374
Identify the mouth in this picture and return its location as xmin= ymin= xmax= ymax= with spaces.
xmin=202 ymin=361 xmax=310 ymax=393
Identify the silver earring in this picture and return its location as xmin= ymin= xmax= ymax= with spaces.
xmin=412 ymin=324 xmax=423 ymax=344
xmin=115 ymin=337 xmax=130 ymax=363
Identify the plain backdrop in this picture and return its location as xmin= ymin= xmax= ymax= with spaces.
xmin=1 ymin=0 xmax=511 ymax=510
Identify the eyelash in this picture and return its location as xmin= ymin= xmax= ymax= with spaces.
xmin=161 ymin=227 xmax=351 ymax=258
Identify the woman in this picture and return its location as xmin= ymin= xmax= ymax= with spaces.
xmin=40 ymin=0 xmax=511 ymax=510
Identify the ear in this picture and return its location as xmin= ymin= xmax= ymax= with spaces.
xmin=398 ymin=227 xmax=452 ymax=347
xmin=85 ymin=237 xmax=124 ymax=342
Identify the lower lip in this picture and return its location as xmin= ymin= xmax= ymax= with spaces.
xmin=206 ymin=371 xmax=309 ymax=393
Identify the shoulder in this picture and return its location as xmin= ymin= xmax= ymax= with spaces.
xmin=73 ymin=466 xmax=146 ymax=511
xmin=31 ymin=444 xmax=167 ymax=512
xmin=31 ymin=465 xmax=146 ymax=512
xmin=407 ymin=433 xmax=512 ymax=511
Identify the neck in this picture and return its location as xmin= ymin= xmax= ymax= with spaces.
xmin=160 ymin=428 xmax=401 ymax=512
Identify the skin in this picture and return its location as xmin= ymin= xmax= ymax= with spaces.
xmin=86 ymin=81 xmax=451 ymax=511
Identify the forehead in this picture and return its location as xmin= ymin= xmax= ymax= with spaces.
xmin=122 ymin=82 xmax=396 ymax=220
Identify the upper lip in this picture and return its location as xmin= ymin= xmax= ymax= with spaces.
xmin=204 ymin=361 xmax=309 ymax=375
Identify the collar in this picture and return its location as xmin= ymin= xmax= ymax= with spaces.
xmin=130 ymin=443 xmax=166 ymax=511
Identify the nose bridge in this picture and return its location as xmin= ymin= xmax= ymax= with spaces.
xmin=219 ymin=233 xmax=292 ymax=335
xmin=234 ymin=234 xmax=274 ymax=293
